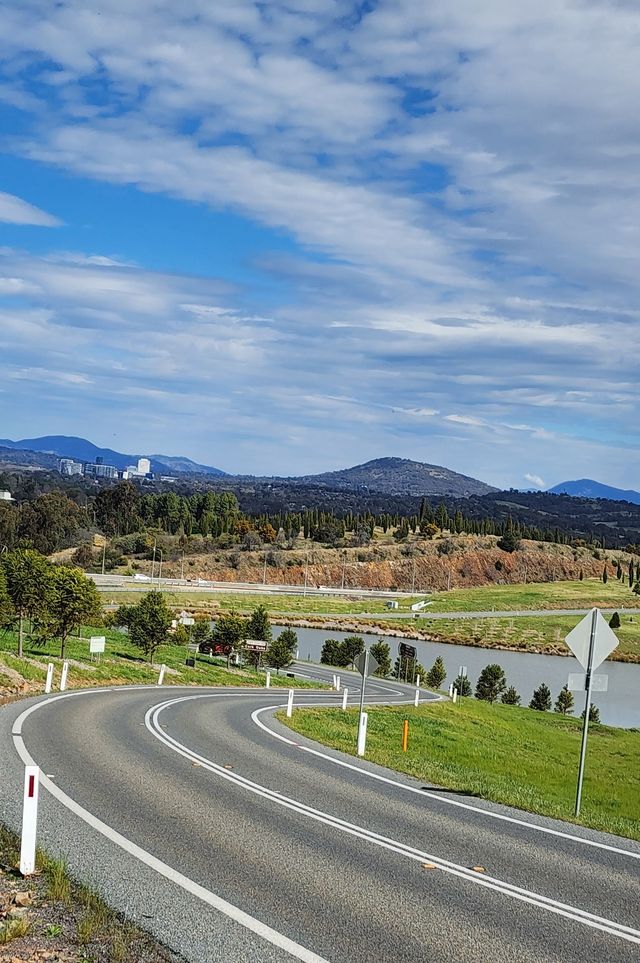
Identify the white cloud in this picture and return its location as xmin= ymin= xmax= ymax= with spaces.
xmin=0 ymin=191 xmax=61 ymax=227
xmin=524 ymin=473 xmax=546 ymax=489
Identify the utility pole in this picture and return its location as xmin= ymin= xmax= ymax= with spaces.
xmin=263 ymin=551 xmax=268 ymax=585
xmin=411 ymin=556 xmax=416 ymax=594
xmin=101 ymin=541 xmax=106 ymax=576
xmin=303 ymin=552 xmax=309 ymax=597
xmin=151 ymin=537 xmax=157 ymax=581
xmin=180 ymin=552 xmax=185 ymax=581
xmin=341 ymin=552 xmax=347 ymax=591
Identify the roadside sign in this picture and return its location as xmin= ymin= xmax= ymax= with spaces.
xmin=565 ymin=608 xmax=618 ymax=670
xmin=398 ymin=642 xmax=417 ymax=660
xmin=245 ymin=639 xmax=268 ymax=652
xmin=89 ymin=636 xmax=105 ymax=654
xmin=568 ymin=673 xmax=608 ymax=692
xmin=179 ymin=615 xmax=195 ymax=626
xmin=356 ymin=651 xmax=380 ymax=677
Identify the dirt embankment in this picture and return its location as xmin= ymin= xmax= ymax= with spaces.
xmin=138 ymin=537 xmax=624 ymax=593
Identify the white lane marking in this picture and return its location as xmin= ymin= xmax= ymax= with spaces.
xmin=11 ymin=697 xmax=332 ymax=963
xmin=147 ymin=695 xmax=640 ymax=946
xmin=252 ymin=705 xmax=640 ymax=862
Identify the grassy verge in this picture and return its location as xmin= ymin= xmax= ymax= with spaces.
xmin=278 ymin=700 xmax=640 ymax=841
xmin=0 ymin=626 xmax=326 ymax=697
xmin=425 ymin=579 xmax=637 ymax=612
xmin=0 ymin=823 xmax=182 ymax=961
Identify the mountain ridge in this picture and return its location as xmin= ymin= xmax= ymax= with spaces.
xmin=548 ymin=478 xmax=640 ymax=505
xmin=0 ymin=436 xmax=226 ymax=476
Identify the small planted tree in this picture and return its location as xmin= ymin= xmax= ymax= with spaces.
xmin=2 ymin=549 xmax=51 ymax=657
xmin=425 ymin=656 xmax=446 ymax=689
xmin=370 ymin=640 xmax=391 ymax=677
xmin=501 ymin=686 xmax=521 ymax=706
xmin=277 ymin=627 xmax=299 ymax=655
xmin=211 ymin=611 xmax=247 ymax=667
xmin=529 ymin=683 xmax=552 ymax=711
xmin=266 ymin=635 xmax=294 ymax=675
xmin=602 ymin=564 xmax=608 ymax=584
xmin=554 ymin=685 xmax=574 ymax=715
xmin=343 ymin=635 xmax=365 ymax=667
xmin=127 ymin=591 xmax=173 ymax=664
xmin=609 ymin=611 xmax=621 ymax=629
xmin=453 ymin=673 xmax=472 ymax=697
xmin=46 ymin=566 xmax=102 ymax=659
xmin=246 ymin=604 xmax=272 ymax=642
xmin=475 ymin=664 xmax=507 ymax=703
xmin=581 ymin=703 xmax=601 ymax=723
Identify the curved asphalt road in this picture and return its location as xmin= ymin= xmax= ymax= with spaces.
xmin=1 ymin=672 xmax=639 ymax=963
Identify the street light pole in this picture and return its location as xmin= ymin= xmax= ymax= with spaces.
xmin=303 ymin=552 xmax=309 ymax=597
xmin=101 ymin=541 xmax=106 ymax=576
xmin=151 ymin=538 xmax=156 ymax=582
xmin=157 ymin=549 xmax=163 ymax=585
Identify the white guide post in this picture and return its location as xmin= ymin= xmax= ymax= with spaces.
xmin=59 ymin=661 xmax=69 ymax=691
xmin=342 ymin=687 xmax=349 ymax=710
xmin=20 ymin=766 xmax=40 ymax=876
xmin=336 ymin=675 xmax=341 ymax=691
xmin=266 ymin=671 xmax=271 ymax=689
xmin=357 ymin=711 xmax=368 ymax=757
xmin=452 ymin=688 xmax=458 ymax=703
xmin=286 ymin=689 xmax=294 ymax=718
xmin=157 ymin=664 xmax=166 ymax=686
xmin=416 ymin=674 xmax=420 ymax=688
xmin=332 ymin=674 xmax=337 ymax=689
xmin=414 ymin=686 xmax=420 ymax=707
xmin=448 ymin=683 xmax=454 ymax=697
xmin=44 ymin=663 xmax=54 ymax=694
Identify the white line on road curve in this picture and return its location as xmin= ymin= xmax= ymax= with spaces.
xmin=147 ymin=695 xmax=640 ymax=946
xmin=10 ymin=689 xmax=333 ymax=963
xmin=251 ymin=705 xmax=640 ymax=862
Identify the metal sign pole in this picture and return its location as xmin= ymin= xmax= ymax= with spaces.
xmin=575 ymin=609 xmax=598 ymax=817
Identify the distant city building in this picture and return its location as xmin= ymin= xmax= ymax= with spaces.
xmin=0 ymin=490 xmax=14 ymax=501
xmin=59 ymin=458 xmax=83 ymax=476
xmin=125 ymin=456 xmax=153 ymax=478
xmin=84 ymin=462 xmax=118 ymax=479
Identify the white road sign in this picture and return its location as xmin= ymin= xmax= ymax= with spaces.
xmin=245 ymin=639 xmax=268 ymax=652
xmin=89 ymin=636 xmax=105 ymax=654
xmin=567 ymin=673 xmax=608 ymax=692
xmin=564 ymin=609 xmax=618 ymax=670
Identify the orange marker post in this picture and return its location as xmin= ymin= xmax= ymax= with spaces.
xmin=402 ymin=719 xmax=409 ymax=752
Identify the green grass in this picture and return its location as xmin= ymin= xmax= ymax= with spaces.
xmin=426 ymin=579 xmax=637 ymax=613
xmin=0 ymin=626 xmax=326 ymax=692
xmin=100 ymin=588 xmax=419 ymax=615
xmin=280 ymin=700 xmax=640 ymax=840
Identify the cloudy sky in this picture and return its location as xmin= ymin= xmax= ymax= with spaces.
xmin=0 ymin=1 xmax=638 ymax=488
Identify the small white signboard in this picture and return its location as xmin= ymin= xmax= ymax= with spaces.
xmin=245 ymin=639 xmax=268 ymax=652
xmin=568 ymin=672 xmax=608 ymax=692
xmin=89 ymin=636 xmax=105 ymax=654
xmin=179 ymin=616 xmax=195 ymax=626
xmin=564 ymin=609 xmax=618 ymax=670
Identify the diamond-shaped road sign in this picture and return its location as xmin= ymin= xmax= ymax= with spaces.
xmin=564 ymin=608 xmax=619 ymax=671
xmin=355 ymin=651 xmax=380 ymax=678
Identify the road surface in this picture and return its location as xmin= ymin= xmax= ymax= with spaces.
xmin=1 ymin=672 xmax=638 ymax=962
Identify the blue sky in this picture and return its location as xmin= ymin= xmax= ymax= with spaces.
xmin=0 ymin=1 xmax=638 ymax=488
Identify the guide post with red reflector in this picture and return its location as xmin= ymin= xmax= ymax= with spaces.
xmin=20 ymin=765 xmax=40 ymax=876
xmin=44 ymin=663 xmax=54 ymax=694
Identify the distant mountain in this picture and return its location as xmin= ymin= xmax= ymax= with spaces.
xmin=0 ymin=436 xmax=226 ymax=476
xmin=548 ymin=479 xmax=640 ymax=505
xmin=289 ymin=457 xmax=497 ymax=497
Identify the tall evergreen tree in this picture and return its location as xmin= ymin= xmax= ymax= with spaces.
xmin=529 ymin=682 xmax=552 ymax=711
xmin=475 ymin=664 xmax=507 ymax=703
xmin=425 ymin=656 xmax=447 ymax=689
xmin=554 ymin=685 xmax=574 ymax=715
xmin=501 ymin=686 xmax=521 ymax=705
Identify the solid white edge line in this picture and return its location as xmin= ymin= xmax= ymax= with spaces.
xmin=11 ymin=694 xmax=332 ymax=963
xmin=147 ymin=696 xmax=640 ymax=946
xmin=251 ymin=704 xmax=640 ymax=861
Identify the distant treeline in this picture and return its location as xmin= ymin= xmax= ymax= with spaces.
xmin=1 ymin=472 xmax=639 ymax=556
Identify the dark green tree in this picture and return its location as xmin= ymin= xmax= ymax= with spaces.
xmin=501 ymin=686 xmax=521 ymax=705
xmin=277 ymin=627 xmax=299 ymax=655
xmin=602 ymin=563 xmax=608 ymax=583
xmin=529 ymin=682 xmax=552 ymax=711
xmin=370 ymin=640 xmax=391 ymax=677
xmin=246 ymin=604 xmax=272 ymax=642
xmin=0 ymin=565 xmax=15 ymax=627
xmin=211 ymin=611 xmax=247 ymax=665
xmin=453 ymin=673 xmax=472 ymax=696
xmin=44 ymin=566 xmax=102 ymax=659
xmin=609 ymin=611 xmax=621 ymax=629
xmin=554 ymin=685 xmax=574 ymax=715
xmin=321 ymin=638 xmax=348 ymax=667
xmin=497 ymin=529 xmax=521 ymax=553
xmin=581 ymin=703 xmax=601 ymax=723
xmin=425 ymin=656 xmax=447 ymax=689
xmin=2 ymin=549 xmax=52 ymax=657
xmin=126 ymin=591 xmax=173 ymax=664
xmin=266 ymin=635 xmax=294 ymax=674
xmin=342 ymin=635 xmax=365 ymax=667
xmin=475 ymin=664 xmax=507 ymax=703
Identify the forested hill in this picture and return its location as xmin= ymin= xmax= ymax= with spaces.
xmin=289 ymin=456 xmax=497 ymax=497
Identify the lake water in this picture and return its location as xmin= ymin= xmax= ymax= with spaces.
xmin=289 ymin=626 xmax=640 ymax=729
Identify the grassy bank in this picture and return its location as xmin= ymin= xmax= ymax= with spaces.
xmin=0 ymin=626 xmax=325 ymax=697
xmin=279 ymin=700 xmax=640 ymax=841
xmin=425 ymin=579 xmax=637 ymax=613
xmin=0 ymin=824 xmax=182 ymax=961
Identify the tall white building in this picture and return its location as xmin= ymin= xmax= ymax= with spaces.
xmin=137 ymin=457 xmax=151 ymax=475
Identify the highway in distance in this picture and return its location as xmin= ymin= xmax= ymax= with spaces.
xmin=1 ymin=669 xmax=638 ymax=962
